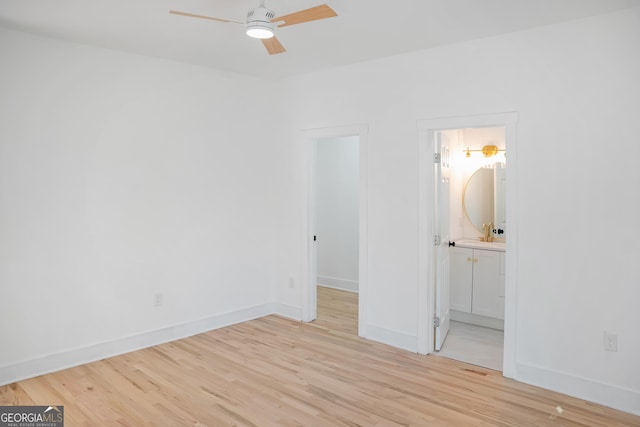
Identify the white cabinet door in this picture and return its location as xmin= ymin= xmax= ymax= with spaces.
xmin=450 ymin=247 xmax=473 ymax=313
xmin=471 ymin=249 xmax=501 ymax=318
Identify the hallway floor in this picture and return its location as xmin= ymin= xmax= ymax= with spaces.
xmin=316 ymin=285 xmax=358 ymax=335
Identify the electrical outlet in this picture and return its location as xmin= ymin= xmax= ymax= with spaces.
xmin=153 ymin=293 xmax=163 ymax=307
xmin=289 ymin=277 xmax=295 ymax=289
xmin=603 ymin=332 xmax=617 ymax=352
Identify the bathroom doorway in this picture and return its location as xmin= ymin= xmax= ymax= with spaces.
xmin=434 ymin=126 xmax=507 ymax=371
xmin=417 ymin=112 xmax=518 ymax=377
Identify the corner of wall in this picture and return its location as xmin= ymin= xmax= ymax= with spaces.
xmin=272 ymin=303 xmax=303 ymax=321
xmin=365 ymin=324 xmax=418 ymax=353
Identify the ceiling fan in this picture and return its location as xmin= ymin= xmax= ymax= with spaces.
xmin=169 ymin=1 xmax=338 ymax=55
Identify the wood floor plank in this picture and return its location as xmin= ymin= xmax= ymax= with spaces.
xmin=1 ymin=287 xmax=638 ymax=426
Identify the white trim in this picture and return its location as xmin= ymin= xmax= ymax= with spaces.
xmin=317 ymin=276 xmax=359 ymax=293
xmin=450 ymin=310 xmax=504 ymax=330
xmin=0 ymin=303 xmax=278 ymax=387
xmin=417 ymin=112 xmax=519 ymax=379
xmin=299 ymin=125 xmax=369 ymax=338
xmin=517 ymin=362 xmax=640 ymax=416
xmin=366 ymin=324 xmax=418 ymax=353
xmin=417 ymin=123 xmax=434 ymax=355
xmin=301 ymin=136 xmax=317 ymax=322
xmin=273 ymin=303 xmax=304 ymax=320
xmin=502 ymin=117 xmax=519 ymax=378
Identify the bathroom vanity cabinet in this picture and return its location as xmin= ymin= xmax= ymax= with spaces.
xmin=450 ymin=245 xmax=505 ymax=320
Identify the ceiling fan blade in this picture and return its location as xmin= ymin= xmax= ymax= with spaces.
xmin=272 ymin=4 xmax=337 ymax=28
xmin=169 ymin=10 xmax=244 ymax=25
xmin=262 ymin=37 xmax=287 ymax=55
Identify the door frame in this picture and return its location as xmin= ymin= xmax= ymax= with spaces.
xmin=299 ymin=124 xmax=369 ymax=338
xmin=417 ymin=112 xmax=518 ymax=378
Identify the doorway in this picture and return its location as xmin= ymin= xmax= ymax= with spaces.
xmin=434 ymin=126 xmax=507 ymax=371
xmin=315 ymin=136 xmax=360 ymax=335
xmin=299 ymin=125 xmax=368 ymax=338
xmin=417 ymin=112 xmax=518 ymax=378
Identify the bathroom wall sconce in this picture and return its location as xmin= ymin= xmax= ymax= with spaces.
xmin=465 ymin=145 xmax=505 ymax=158
xmin=482 ymin=145 xmax=499 ymax=157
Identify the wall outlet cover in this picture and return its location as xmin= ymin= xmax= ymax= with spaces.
xmin=603 ymin=332 xmax=618 ymax=352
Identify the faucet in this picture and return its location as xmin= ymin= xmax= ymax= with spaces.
xmin=482 ymin=222 xmax=494 ymax=242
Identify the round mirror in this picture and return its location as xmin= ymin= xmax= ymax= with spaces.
xmin=463 ymin=168 xmax=494 ymax=232
xmin=463 ymin=164 xmax=506 ymax=235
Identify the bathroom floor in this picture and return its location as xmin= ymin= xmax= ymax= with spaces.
xmin=435 ymin=321 xmax=504 ymax=371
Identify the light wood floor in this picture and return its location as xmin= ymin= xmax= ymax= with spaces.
xmin=1 ymin=288 xmax=639 ymax=426
xmin=316 ymin=285 xmax=358 ymax=335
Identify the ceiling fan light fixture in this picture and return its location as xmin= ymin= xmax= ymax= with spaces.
xmin=246 ymin=24 xmax=274 ymax=39
xmin=246 ymin=6 xmax=275 ymax=39
xmin=170 ymin=2 xmax=339 ymax=55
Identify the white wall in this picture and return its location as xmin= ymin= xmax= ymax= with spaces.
xmin=316 ymin=136 xmax=359 ymax=292
xmin=277 ymin=7 xmax=640 ymax=414
xmin=0 ymin=27 xmax=283 ymax=384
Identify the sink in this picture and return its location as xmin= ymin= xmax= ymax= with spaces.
xmin=455 ymin=239 xmax=506 ymax=251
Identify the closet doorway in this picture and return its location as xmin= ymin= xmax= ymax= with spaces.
xmin=299 ymin=125 xmax=368 ymax=339
xmin=314 ymin=136 xmax=360 ymax=335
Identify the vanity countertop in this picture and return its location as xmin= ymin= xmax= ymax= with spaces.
xmin=455 ymin=239 xmax=506 ymax=252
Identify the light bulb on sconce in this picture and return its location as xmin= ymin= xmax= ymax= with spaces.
xmin=481 ymin=145 xmax=499 ymax=157
xmin=463 ymin=144 xmax=505 ymax=159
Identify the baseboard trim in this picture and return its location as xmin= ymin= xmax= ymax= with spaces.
xmin=366 ymin=324 xmax=417 ymax=353
xmin=451 ymin=310 xmax=504 ymax=331
xmin=273 ymin=303 xmax=303 ymax=320
xmin=0 ymin=303 xmax=276 ymax=387
xmin=516 ymin=362 xmax=640 ymax=416
xmin=317 ymin=276 xmax=359 ymax=293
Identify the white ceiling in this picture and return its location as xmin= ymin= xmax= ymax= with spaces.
xmin=1 ymin=0 xmax=639 ymax=80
